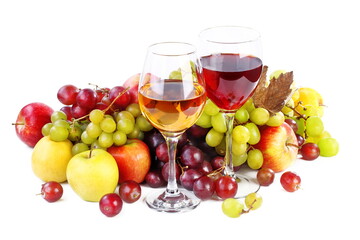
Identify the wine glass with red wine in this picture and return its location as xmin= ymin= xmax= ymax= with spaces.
xmin=138 ymin=42 xmax=206 ymax=212
xmin=198 ymin=26 xmax=263 ymax=198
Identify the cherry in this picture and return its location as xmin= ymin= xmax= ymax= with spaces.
xmin=99 ymin=193 xmax=123 ymax=217
xmin=257 ymin=168 xmax=275 ymax=186
xmin=40 ymin=181 xmax=63 ymax=202
xmin=280 ymin=171 xmax=301 ymax=192
xmin=118 ymin=180 xmax=141 ymax=203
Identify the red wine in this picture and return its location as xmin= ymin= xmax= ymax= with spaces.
xmin=201 ymin=53 xmax=263 ymax=110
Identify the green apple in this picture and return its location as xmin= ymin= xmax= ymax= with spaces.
xmin=66 ymin=149 xmax=119 ymax=202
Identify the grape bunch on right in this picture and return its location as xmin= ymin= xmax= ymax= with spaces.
xmin=195 ymin=70 xmax=339 ymax=170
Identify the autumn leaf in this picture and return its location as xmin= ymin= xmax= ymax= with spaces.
xmin=253 ymin=66 xmax=294 ymax=114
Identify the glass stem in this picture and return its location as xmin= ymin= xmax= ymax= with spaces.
xmin=223 ymin=112 xmax=235 ymax=177
xmin=164 ymin=135 xmax=181 ymax=196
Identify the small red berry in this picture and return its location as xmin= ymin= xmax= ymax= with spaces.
xmin=280 ymin=171 xmax=301 ymax=192
xmin=99 ymin=193 xmax=123 ymax=217
xmin=40 ymin=181 xmax=63 ymax=202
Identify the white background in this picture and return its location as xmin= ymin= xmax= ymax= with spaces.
xmin=1 ymin=0 xmax=359 ymax=239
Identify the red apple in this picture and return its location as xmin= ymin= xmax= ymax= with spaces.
xmin=107 ymin=139 xmax=151 ymax=183
xmin=123 ymin=73 xmax=140 ymax=104
xmin=254 ymin=122 xmax=298 ymax=172
xmin=14 ymin=102 xmax=53 ymax=148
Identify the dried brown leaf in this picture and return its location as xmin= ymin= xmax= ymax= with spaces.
xmin=253 ymin=68 xmax=294 ymax=114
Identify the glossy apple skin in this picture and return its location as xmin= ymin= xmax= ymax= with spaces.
xmin=15 ymin=102 xmax=53 ymax=148
xmin=123 ymin=73 xmax=140 ymax=104
xmin=107 ymin=139 xmax=151 ymax=183
xmin=254 ymin=122 xmax=298 ymax=172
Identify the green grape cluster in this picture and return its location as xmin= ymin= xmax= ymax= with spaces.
xmin=197 ymin=97 xmax=286 ymax=170
xmin=41 ymin=103 xmax=153 ymax=155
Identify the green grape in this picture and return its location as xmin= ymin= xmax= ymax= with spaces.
xmin=68 ymin=124 xmax=82 ymax=142
xmin=135 ymin=115 xmax=153 ymax=132
xmin=235 ymin=107 xmax=249 ymax=124
xmin=266 ymin=111 xmax=285 ymax=127
xmin=222 ymin=198 xmax=244 ymax=218
xmin=243 ymin=98 xmax=255 ymax=113
xmin=86 ymin=122 xmax=102 ymax=139
xmin=306 ymin=116 xmax=324 ymax=137
xmin=116 ymin=111 xmax=135 ymax=124
xmin=232 ymin=125 xmax=250 ymax=143
xmin=117 ymin=118 xmax=135 ymax=134
xmin=42 ymin=123 xmax=53 ymax=136
xmin=205 ymin=128 xmax=224 ymax=147
xmin=245 ymin=122 xmax=261 ymax=145
xmin=294 ymin=117 xmax=305 ymax=136
xmin=269 ymin=69 xmax=286 ymax=79
xmin=169 ymin=70 xmax=182 ymax=79
xmin=49 ymin=125 xmax=69 ymax=142
xmin=245 ymin=192 xmax=263 ymax=210
xmin=127 ymin=125 xmax=142 ymax=139
xmin=91 ymin=140 xmax=106 ymax=150
xmin=81 ymin=131 xmax=96 ymax=145
xmin=233 ymin=153 xmax=247 ymax=167
xmin=126 ymin=103 xmax=141 ymax=118
xmin=282 ymin=98 xmax=294 ymax=115
xmin=98 ymin=132 xmax=114 ymax=148
xmin=51 ymin=111 xmax=67 ymax=123
xmin=196 ymin=112 xmax=212 ymax=128
xmin=232 ymin=141 xmax=247 ymax=156
xmin=100 ymin=117 xmax=117 ymax=133
xmin=247 ymin=149 xmax=263 ymax=169
xmin=204 ymin=99 xmax=220 ymax=116
xmin=89 ymin=109 xmax=105 ymax=124
xmin=215 ymin=138 xmax=226 ymax=156
xmin=318 ymin=137 xmax=339 ymax=157
xmin=113 ymin=131 xmax=127 ymax=146
xmin=250 ymin=107 xmax=270 ymax=125
xmin=72 ymin=143 xmax=89 ymax=155
xmin=211 ymin=113 xmax=227 ymax=133
xmin=53 ymin=119 xmax=70 ymax=129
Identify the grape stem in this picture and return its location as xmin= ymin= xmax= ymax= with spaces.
xmin=241 ymin=198 xmax=257 ymax=214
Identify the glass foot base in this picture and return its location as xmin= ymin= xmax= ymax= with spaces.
xmin=233 ymin=174 xmax=261 ymax=198
xmin=145 ymin=189 xmax=200 ymax=213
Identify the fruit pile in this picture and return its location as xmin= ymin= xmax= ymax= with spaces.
xmin=14 ymin=69 xmax=339 ymax=218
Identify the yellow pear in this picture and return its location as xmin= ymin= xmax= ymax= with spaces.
xmin=32 ymin=136 xmax=73 ymax=182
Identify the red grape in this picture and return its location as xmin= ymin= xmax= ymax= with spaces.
xmin=161 ymin=162 xmax=181 ymax=182
xmin=145 ymin=170 xmax=166 ymax=188
xmin=156 ymin=142 xmax=169 ymax=163
xmin=280 ymin=171 xmax=301 ymax=192
xmin=180 ymin=145 xmax=204 ymax=169
xmin=99 ymin=193 xmax=123 ymax=217
xmin=197 ymin=160 xmax=213 ymax=175
xmin=71 ymin=102 xmax=89 ymax=119
xmin=299 ymin=143 xmax=320 ymax=160
xmin=211 ymin=156 xmax=225 ymax=170
xmin=57 ymin=84 xmax=79 ymax=105
xmin=257 ymin=168 xmax=275 ymax=186
xmin=215 ymin=175 xmax=238 ymax=199
xmin=60 ymin=106 xmax=73 ymax=120
xmin=193 ymin=175 xmax=215 ymax=200
xmin=285 ymin=118 xmax=298 ymax=133
xmin=76 ymin=88 xmax=97 ymax=109
xmin=180 ymin=169 xmax=203 ymax=191
xmin=118 ymin=180 xmax=141 ymax=203
xmin=109 ymin=86 xmax=130 ymax=109
xmin=40 ymin=181 xmax=63 ymax=203
xmin=296 ymin=134 xmax=305 ymax=146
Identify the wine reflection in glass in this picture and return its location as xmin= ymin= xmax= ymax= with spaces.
xmin=198 ymin=26 xmax=263 ymax=198
xmin=138 ymin=42 xmax=206 ymax=212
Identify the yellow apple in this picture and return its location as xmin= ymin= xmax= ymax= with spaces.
xmin=31 ymin=136 xmax=73 ymax=182
xmin=66 ymin=149 xmax=119 ymax=202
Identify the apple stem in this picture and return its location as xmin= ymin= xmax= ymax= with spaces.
xmin=12 ymin=122 xmax=24 ymax=126
xmin=89 ymin=149 xmax=93 ymax=158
